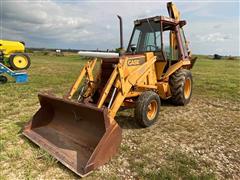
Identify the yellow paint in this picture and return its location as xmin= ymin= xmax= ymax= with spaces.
xmin=167 ymin=2 xmax=180 ymax=60
xmin=67 ymin=58 xmax=97 ymax=99
xmin=162 ymin=60 xmax=190 ymax=80
xmin=97 ymin=67 xmax=118 ymax=108
xmin=184 ymin=78 xmax=191 ymax=99
xmin=12 ymin=55 xmax=28 ymax=69
xmin=157 ymin=82 xmax=171 ymax=99
xmin=147 ymin=100 xmax=158 ymax=120
xmin=155 ymin=61 xmax=167 ymax=80
xmin=167 ymin=2 xmax=180 ymax=21
xmin=68 ymin=52 xmax=190 ymax=121
xmin=0 ymin=40 xmax=25 ymax=57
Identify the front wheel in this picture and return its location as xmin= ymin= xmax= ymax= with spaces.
xmin=135 ymin=91 xmax=161 ymax=127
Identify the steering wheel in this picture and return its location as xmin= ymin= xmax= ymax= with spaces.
xmin=144 ymin=45 xmax=157 ymax=51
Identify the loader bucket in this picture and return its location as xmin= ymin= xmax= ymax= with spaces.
xmin=23 ymin=93 xmax=122 ymax=177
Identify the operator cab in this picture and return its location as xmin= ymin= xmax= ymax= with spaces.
xmin=126 ymin=16 xmax=189 ymax=62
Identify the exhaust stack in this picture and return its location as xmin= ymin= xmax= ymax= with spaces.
xmin=117 ymin=15 xmax=124 ymax=52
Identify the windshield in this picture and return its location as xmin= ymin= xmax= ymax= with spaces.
xmin=128 ymin=20 xmax=161 ymax=53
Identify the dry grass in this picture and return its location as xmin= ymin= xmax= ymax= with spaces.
xmin=0 ymin=55 xmax=239 ymax=179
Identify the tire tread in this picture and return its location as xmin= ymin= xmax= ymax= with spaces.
xmin=169 ymin=69 xmax=192 ymax=106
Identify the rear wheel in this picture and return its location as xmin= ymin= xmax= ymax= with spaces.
xmin=169 ymin=69 xmax=192 ymax=106
xmin=0 ymin=75 xmax=7 ymax=84
xmin=9 ymin=53 xmax=31 ymax=70
xmin=135 ymin=91 xmax=161 ymax=127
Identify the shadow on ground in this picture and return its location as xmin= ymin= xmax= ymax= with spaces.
xmin=116 ymin=99 xmax=175 ymax=130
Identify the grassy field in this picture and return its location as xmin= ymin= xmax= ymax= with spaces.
xmin=0 ymin=55 xmax=239 ymax=179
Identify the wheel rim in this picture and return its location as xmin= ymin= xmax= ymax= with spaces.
xmin=13 ymin=55 xmax=28 ymax=69
xmin=147 ymin=100 xmax=158 ymax=120
xmin=184 ymin=78 xmax=191 ymax=99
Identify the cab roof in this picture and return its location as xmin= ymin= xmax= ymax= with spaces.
xmin=134 ymin=15 xmax=186 ymax=27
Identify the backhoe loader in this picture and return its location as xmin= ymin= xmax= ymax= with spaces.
xmin=23 ymin=2 xmax=196 ymax=177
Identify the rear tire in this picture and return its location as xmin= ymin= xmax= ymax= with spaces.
xmin=169 ymin=69 xmax=192 ymax=106
xmin=135 ymin=91 xmax=161 ymax=127
xmin=0 ymin=75 xmax=7 ymax=84
xmin=9 ymin=53 xmax=31 ymax=70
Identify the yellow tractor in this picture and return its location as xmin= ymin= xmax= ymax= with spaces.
xmin=0 ymin=40 xmax=31 ymax=70
xmin=23 ymin=2 xmax=196 ymax=177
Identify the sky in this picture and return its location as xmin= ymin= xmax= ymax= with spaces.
xmin=0 ymin=0 xmax=239 ymax=56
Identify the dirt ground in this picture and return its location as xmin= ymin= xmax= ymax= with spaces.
xmin=0 ymin=55 xmax=239 ymax=179
xmin=112 ymin=96 xmax=240 ymax=179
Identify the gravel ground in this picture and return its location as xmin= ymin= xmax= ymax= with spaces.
xmin=1 ymin=56 xmax=239 ymax=179
xmin=87 ymin=96 xmax=239 ymax=179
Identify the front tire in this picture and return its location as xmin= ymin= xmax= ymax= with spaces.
xmin=169 ymin=69 xmax=193 ymax=106
xmin=135 ymin=91 xmax=161 ymax=127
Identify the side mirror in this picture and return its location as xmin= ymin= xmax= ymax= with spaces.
xmin=130 ymin=44 xmax=137 ymax=53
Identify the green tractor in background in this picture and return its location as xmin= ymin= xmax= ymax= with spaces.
xmin=0 ymin=40 xmax=31 ymax=70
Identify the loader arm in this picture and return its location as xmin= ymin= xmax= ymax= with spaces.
xmin=107 ymin=53 xmax=157 ymax=118
xmin=67 ymin=58 xmax=97 ymax=99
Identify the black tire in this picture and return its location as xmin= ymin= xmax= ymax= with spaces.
xmin=0 ymin=51 xmax=3 ymax=63
xmin=0 ymin=75 xmax=7 ymax=84
xmin=9 ymin=53 xmax=31 ymax=70
xmin=135 ymin=91 xmax=161 ymax=127
xmin=169 ymin=69 xmax=192 ymax=106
